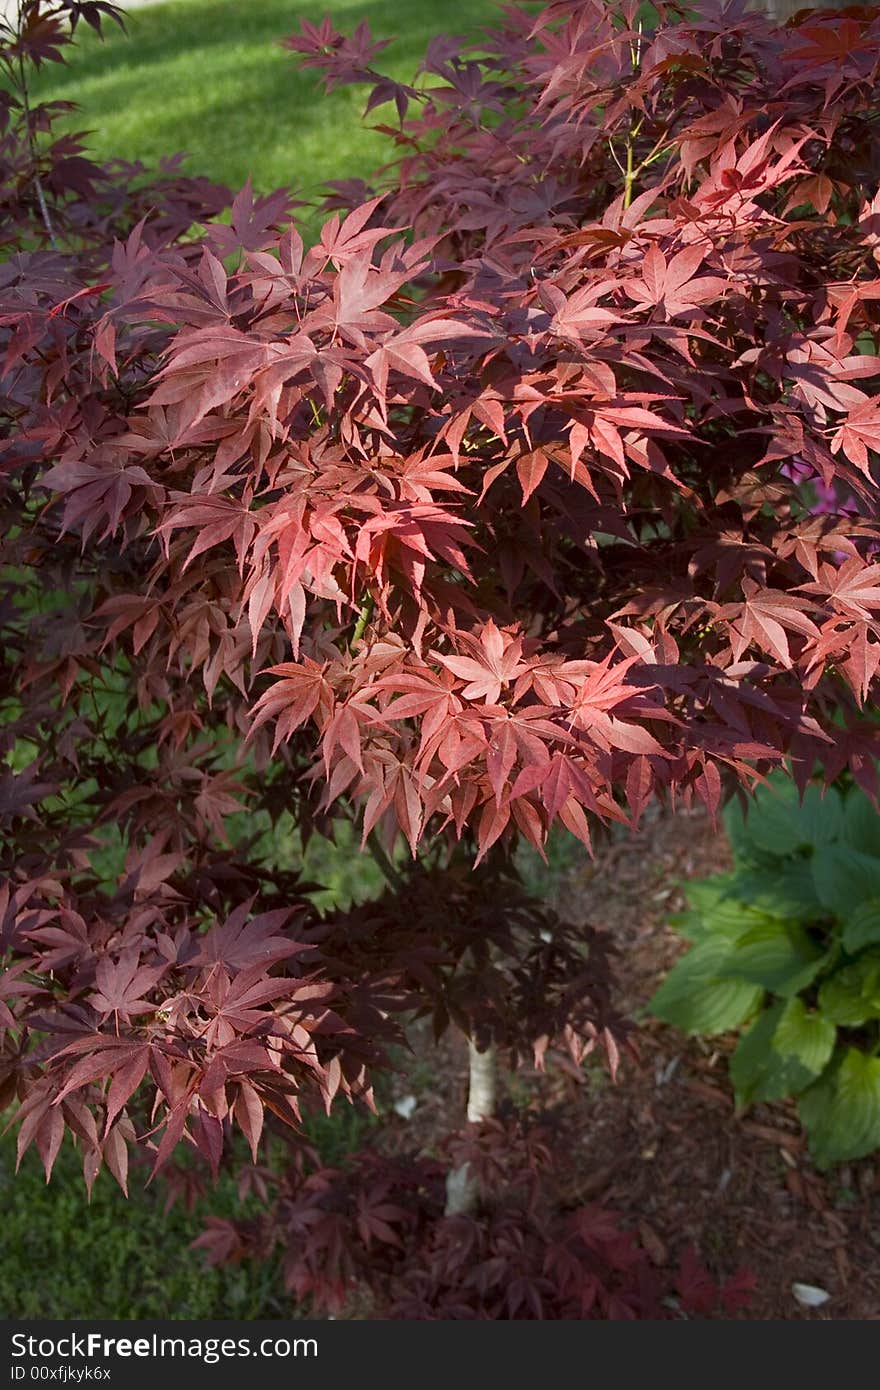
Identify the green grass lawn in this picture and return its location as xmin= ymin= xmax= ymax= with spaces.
xmin=0 ymin=1131 xmax=287 ymax=1319
xmin=32 ymin=0 xmax=502 ymax=235
xmin=0 ymin=1106 xmax=377 ymax=1319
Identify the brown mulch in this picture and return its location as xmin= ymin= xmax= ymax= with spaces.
xmin=385 ymin=806 xmax=880 ymax=1320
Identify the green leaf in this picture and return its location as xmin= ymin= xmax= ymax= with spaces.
xmin=818 ymin=953 xmax=880 ymax=1027
xmin=724 ymin=793 xmax=772 ymax=867
xmin=842 ymin=787 xmax=880 ymax=858
xmin=727 ymin=778 xmax=842 ymax=860
xmin=784 ymin=782 xmax=842 ymax=848
xmin=718 ymin=920 xmax=827 ymax=996
xmin=799 ymin=1049 xmax=880 ymax=1169
xmin=693 ymin=902 xmax=784 ymax=942
xmin=842 ymin=899 xmax=880 ymax=955
xmin=676 ymin=876 xmax=791 ymax=944
xmin=649 ymin=939 xmax=764 ymax=1035
xmin=772 ymin=998 xmax=836 ymax=1076
xmin=730 ymin=861 xmax=823 ymax=921
xmin=666 ymin=909 xmax=703 ymax=941
xmin=730 ymin=1003 xmax=815 ymax=1106
xmin=681 ymin=874 xmax=740 ymax=916
xmin=811 ymin=844 xmax=880 ymax=920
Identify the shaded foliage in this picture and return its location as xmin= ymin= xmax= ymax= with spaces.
xmin=193 ymin=1108 xmax=756 ymax=1318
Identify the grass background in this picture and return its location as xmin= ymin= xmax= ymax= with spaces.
xmin=33 ymin=0 xmax=502 ymax=238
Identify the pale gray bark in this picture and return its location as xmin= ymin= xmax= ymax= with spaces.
xmin=465 ymin=1039 xmax=497 ymax=1123
xmin=444 ymin=1039 xmax=497 ymax=1217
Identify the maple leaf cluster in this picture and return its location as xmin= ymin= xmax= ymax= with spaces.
xmin=46 ymin=0 xmax=880 ymax=866
xmin=2 ymin=0 xmax=880 ymax=1228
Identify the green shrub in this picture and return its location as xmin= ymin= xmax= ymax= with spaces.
xmin=649 ymin=773 xmax=880 ymax=1169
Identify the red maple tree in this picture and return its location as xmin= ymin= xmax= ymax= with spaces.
xmin=2 ymin=0 xmax=879 ymax=1314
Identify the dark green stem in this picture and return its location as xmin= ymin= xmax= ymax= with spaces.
xmin=351 ymin=593 xmax=375 ymax=650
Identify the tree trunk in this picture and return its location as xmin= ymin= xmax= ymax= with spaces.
xmin=444 ymin=1039 xmax=497 ymax=1216
xmin=465 ymin=1039 xmax=497 ymax=1122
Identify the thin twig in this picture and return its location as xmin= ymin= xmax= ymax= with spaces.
xmin=13 ymin=6 xmax=59 ymax=247
xmin=350 ymin=592 xmax=374 ymax=649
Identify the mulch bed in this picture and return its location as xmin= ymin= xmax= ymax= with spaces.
xmin=385 ymin=806 xmax=880 ymax=1320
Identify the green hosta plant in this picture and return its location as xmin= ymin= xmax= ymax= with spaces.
xmin=650 ymin=773 xmax=880 ymax=1169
